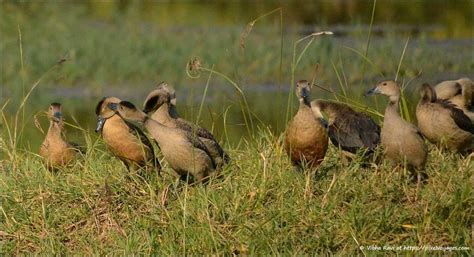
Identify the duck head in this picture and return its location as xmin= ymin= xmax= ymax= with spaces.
xmin=95 ymin=96 xmax=121 ymax=133
xmin=143 ymin=86 xmax=172 ymax=114
xmin=157 ymin=82 xmax=177 ymax=106
xmin=109 ymin=101 xmax=147 ymax=123
xmin=366 ymin=80 xmax=401 ymax=102
xmin=47 ymin=102 xmax=63 ymax=124
xmin=419 ymin=83 xmax=437 ymax=103
xmin=296 ymin=80 xmax=311 ymax=105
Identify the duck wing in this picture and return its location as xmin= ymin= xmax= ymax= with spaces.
xmin=328 ymin=113 xmax=380 ymax=153
xmin=68 ymin=142 xmax=86 ymax=154
xmin=438 ymin=100 xmax=474 ymax=134
xmin=175 ymin=118 xmax=229 ymax=162
xmin=184 ymin=131 xmax=217 ymax=169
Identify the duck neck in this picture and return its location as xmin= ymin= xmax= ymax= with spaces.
xmin=151 ymin=103 xmax=175 ymax=123
xmin=299 ymin=96 xmax=311 ymax=108
xmin=47 ymin=121 xmax=64 ymax=140
xmin=169 ymin=104 xmax=179 ymax=118
xmin=143 ymin=116 xmax=171 ymax=144
xmin=385 ymin=96 xmax=401 ymax=119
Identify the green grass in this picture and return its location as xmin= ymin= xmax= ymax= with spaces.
xmin=1 ymin=3 xmax=473 ymax=255
xmin=0 ymin=130 xmax=472 ymax=255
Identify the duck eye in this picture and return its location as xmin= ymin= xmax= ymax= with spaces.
xmin=383 ymin=82 xmax=387 ymax=86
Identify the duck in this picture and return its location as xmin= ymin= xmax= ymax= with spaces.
xmin=95 ymin=96 xmax=161 ymax=174
xmin=39 ymin=103 xmax=82 ymax=169
xmin=143 ymin=82 xmax=230 ymax=170
xmin=285 ymin=80 xmax=328 ymax=170
xmin=109 ymin=100 xmax=216 ymax=183
xmin=434 ymin=78 xmax=473 ymax=122
xmin=416 ymin=83 xmax=474 ymax=153
xmin=366 ymin=80 xmax=427 ymax=170
xmin=311 ymin=100 xmax=380 ymax=157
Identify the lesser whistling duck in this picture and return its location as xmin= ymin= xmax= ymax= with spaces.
xmin=109 ymin=101 xmax=216 ymax=183
xmin=435 ymin=78 xmax=473 ymax=122
xmin=311 ymin=100 xmax=380 ymax=156
xmin=143 ymin=82 xmax=230 ymax=169
xmin=39 ymin=103 xmax=82 ymax=169
xmin=95 ymin=97 xmax=161 ymax=174
xmin=285 ymin=80 xmax=328 ymax=170
xmin=366 ymin=80 xmax=427 ymax=170
xmin=416 ymin=83 xmax=474 ymax=153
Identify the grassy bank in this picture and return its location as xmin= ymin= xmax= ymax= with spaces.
xmin=0 ymin=129 xmax=472 ymax=254
xmin=1 ymin=2 xmax=473 ymax=255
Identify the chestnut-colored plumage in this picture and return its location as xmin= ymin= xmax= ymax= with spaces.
xmin=95 ymin=97 xmax=160 ymax=174
xmin=366 ymin=80 xmax=427 ymax=170
xmin=434 ymin=78 xmax=474 ymax=122
xmin=285 ymin=80 xmax=328 ymax=169
xmin=143 ymin=82 xmax=229 ymax=170
xmin=110 ymin=101 xmax=216 ymax=182
xmin=39 ymin=103 xmax=82 ymax=169
xmin=416 ymin=83 xmax=474 ymax=153
xmin=311 ymin=100 xmax=380 ymax=154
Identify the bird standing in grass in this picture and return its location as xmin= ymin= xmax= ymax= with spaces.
xmin=285 ymin=80 xmax=328 ymax=170
xmin=434 ymin=78 xmax=474 ymax=122
xmin=109 ymin=100 xmax=216 ymax=183
xmin=366 ymin=80 xmax=427 ymax=171
xmin=143 ymin=82 xmax=230 ymax=170
xmin=95 ymin=97 xmax=161 ymax=175
xmin=416 ymin=83 xmax=473 ymax=153
xmin=311 ymin=100 xmax=380 ymax=162
xmin=39 ymin=103 xmax=82 ymax=170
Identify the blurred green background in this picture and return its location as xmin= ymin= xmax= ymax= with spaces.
xmin=1 ymin=0 xmax=473 ymax=149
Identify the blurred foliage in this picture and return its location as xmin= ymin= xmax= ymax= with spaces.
xmin=3 ymin=0 xmax=473 ymax=36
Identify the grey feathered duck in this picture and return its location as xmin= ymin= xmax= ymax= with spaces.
xmin=366 ymin=80 xmax=428 ymax=171
xmin=311 ymin=100 xmax=380 ymax=156
xmin=109 ymin=100 xmax=216 ymax=183
xmin=434 ymin=78 xmax=474 ymax=122
xmin=142 ymin=82 xmax=230 ymax=170
xmin=416 ymin=83 xmax=474 ymax=153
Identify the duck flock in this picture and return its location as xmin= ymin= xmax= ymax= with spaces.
xmin=39 ymin=78 xmax=473 ymax=183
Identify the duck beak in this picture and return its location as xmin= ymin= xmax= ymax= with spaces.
xmin=53 ymin=112 xmax=62 ymax=120
xmin=301 ymin=88 xmax=310 ymax=99
xmin=365 ymin=87 xmax=380 ymax=96
xmin=95 ymin=117 xmax=106 ymax=133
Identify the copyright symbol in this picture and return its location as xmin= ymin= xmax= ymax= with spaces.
xmin=360 ymin=246 xmax=364 ymax=250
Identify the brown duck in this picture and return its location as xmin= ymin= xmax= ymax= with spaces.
xmin=435 ymin=78 xmax=473 ymax=122
xmin=39 ymin=103 xmax=82 ymax=169
xmin=416 ymin=83 xmax=474 ymax=153
xmin=95 ymin=97 xmax=161 ymax=174
xmin=311 ymin=100 xmax=380 ymax=155
xmin=109 ymin=101 xmax=216 ymax=183
xmin=366 ymin=80 xmax=427 ymax=170
xmin=285 ymin=80 xmax=328 ymax=170
xmin=143 ymin=82 xmax=230 ymax=169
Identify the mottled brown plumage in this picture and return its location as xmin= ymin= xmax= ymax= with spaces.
xmin=366 ymin=80 xmax=427 ymax=170
xmin=434 ymin=78 xmax=474 ymax=122
xmin=416 ymin=83 xmax=474 ymax=153
xmin=39 ymin=103 xmax=81 ymax=169
xmin=110 ymin=101 xmax=216 ymax=183
xmin=311 ymin=100 xmax=380 ymax=154
xmin=95 ymin=97 xmax=161 ymax=174
xmin=285 ymin=80 xmax=328 ymax=169
xmin=143 ymin=82 xmax=230 ymax=170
